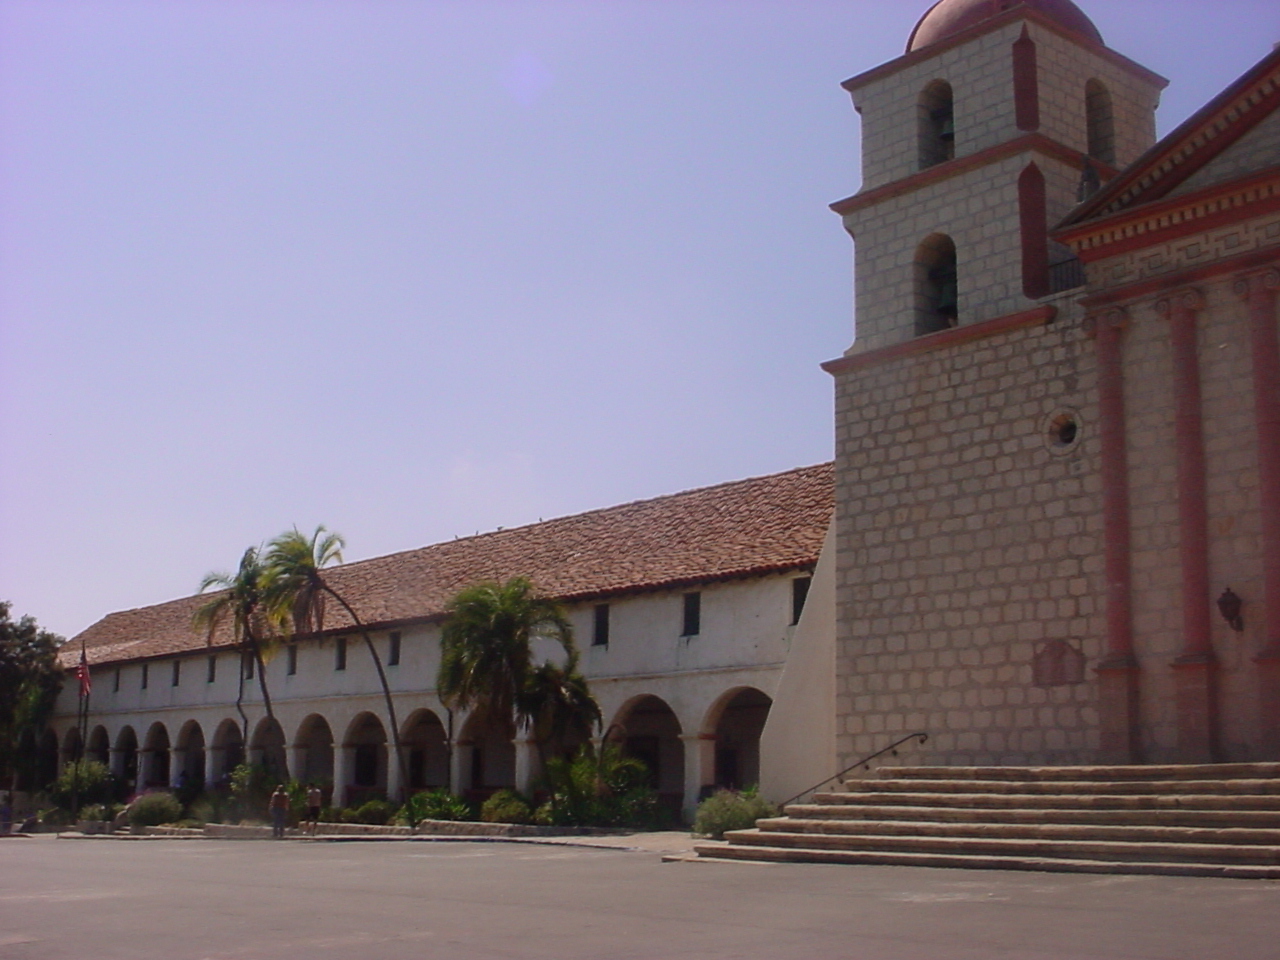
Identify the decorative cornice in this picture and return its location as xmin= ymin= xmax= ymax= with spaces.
xmin=1081 ymin=248 xmax=1280 ymax=309
xmin=1057 ymin=168 xmax=1280 ymax=261
xmin=841 ymin=7 xmax=1166 ymax=94
xmin=832 ymin=134 xmax=1114 ymax=218
xmin=822 ymin=305 xmax=1056 ymax=376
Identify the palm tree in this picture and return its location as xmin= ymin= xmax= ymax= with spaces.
xmin=437 ymin=577 xmax=577 ymax=790
xmin=522 ymin=650 xmax=601 ymax=765
xmin=193 ymin=547 xmax=278 ymax=750
xmin=262 ymin=526 xmax=408 ymax=802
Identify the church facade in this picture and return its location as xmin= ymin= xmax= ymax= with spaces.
xmin=824 ymin=0 xmax=1280 ymax=770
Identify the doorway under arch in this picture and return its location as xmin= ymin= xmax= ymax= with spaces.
xmin=704 ymin=687 xmax=773 ymax=790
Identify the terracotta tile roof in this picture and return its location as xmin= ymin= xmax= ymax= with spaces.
xmin=64 ymin=463 xmax=833 ymax=667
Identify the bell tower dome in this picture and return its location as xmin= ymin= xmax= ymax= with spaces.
xmin=831 ymin=0 xmax=1166 ymax=353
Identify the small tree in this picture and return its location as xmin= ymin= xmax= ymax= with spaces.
xmin=0 ymin=602 xmax=64 ymax=792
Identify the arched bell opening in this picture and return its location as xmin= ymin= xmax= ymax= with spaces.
xmin=918 ymin=79 xmax=955 ymax=169
xmin=915 ymin=233 xmax=958 ymax=335
xmin=1085 ymin=78 xmax=1116 ymax=166
xmin=400 ymin=709 xmax=449 ymax=792
xmin=703 ymin=687 xmax=773 ymax=791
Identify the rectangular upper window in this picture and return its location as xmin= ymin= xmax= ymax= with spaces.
xmin=682 ymin=592 xmax=701 ymax=637
xmin=287 ymin=644 xmax=297 ymax=676
xmin=388 ymin=632 xmax=401 ymax=667
xmin=792 ymin=576 xmax=812 ymax=626
xmin=171 ymin=660 xmax=181 ymax=687
xmin=113 ymin=668 xmax=121 ymax=693
xmin=592 ymin=604 xmax=610 ymax=647
xmin=243 ymin=652 xmax=254 ymax=680
xmin=207 ymin=655 xmax=217 ymax=684
xmin=141 ymin=663 xmax=149 ymax=689
xmin=335 ymin=636 xmax=347 ymax=671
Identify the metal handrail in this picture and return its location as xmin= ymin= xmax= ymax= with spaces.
xmin=778 ymin=732 xmax=928 ymax=809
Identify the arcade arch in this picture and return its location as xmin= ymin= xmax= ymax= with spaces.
xmin=250 ymin=717 xmax=287 ymax=781
xmin=400 ymin=709 xmax=449 ymax=791
xmin=610 ymin=695 xmax=684 ymax=812
xmin=114 ymin=726 xmax=138 ymax=786
xmin=343 ymin=712 xmax=388 ymax=804
xmin=703 ymin=687 xmax=773 ymax=790
xmin=457 ymin=706 xmax=514 ymax=796
xmin=209 ymin=719 xmax=244 ymax=786
xmin=294 ymin=714 xmax=335 ymax=788
xmin=175 ymin=720 xmax=206 ymax=789
xmin=142 ymin=722 xmax=170 ymax=787
xmin=87 ymin=725 xmax=111 ymax=766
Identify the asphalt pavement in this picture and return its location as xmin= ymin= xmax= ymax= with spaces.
xmin=2 ymin=833 xmax=1279 ymax=959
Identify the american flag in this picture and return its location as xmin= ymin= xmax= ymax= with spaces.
xmin=76 ymin=645 xmax=91 ymax=699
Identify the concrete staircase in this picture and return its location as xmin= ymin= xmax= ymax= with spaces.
xmin=695 ymin=763 xmax=1280 ymax=878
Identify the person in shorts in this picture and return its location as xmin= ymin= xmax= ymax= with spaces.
xmin=306 ymin=784 xmax=322 ymax=836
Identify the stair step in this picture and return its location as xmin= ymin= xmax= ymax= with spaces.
xmin=810 ymin=791 xmax=1280 ymax=811
xmin=845 ymin=778 xmax=1280 ymax=796
xmin=721 ymin=828 xmax=1280 ymax=865
xmin=877 ymin=763 xmax=1280 ymax=783
xmin=784 ymin=803 xmax=1280 ymax=828
xmin=755 ymin=816 xmax=1280 ymax=845
xmin=693 ymin=843 xmax=1280 ymax=879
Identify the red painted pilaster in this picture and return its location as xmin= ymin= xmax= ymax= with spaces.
xmin=1088 ymin=307 xmax=1140 ymax=763
xmin=1156 ymin=289 xmax=1218 ymax=762
xmin=1236 ymin=267 xmax=1280 ymax=757
xmin=1012 ymin=26 xmax=1040 ymax=132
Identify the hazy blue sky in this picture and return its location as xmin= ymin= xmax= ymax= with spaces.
xmin=2 ymin=0 xmax=1277 ymax=640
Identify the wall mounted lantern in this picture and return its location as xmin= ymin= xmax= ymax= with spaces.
xmin=1217 ymin=587 xmax=1244 ymax=633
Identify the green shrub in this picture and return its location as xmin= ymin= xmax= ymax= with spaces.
xmin=128 ymin=792 xmax=184 ymax=827
xmin=49 ymin=760 xmax=116 ymax=810
xmin=540 ymin=745 xmax=662 ymax=828
xmin=189 ymin=793 xmax=231 ymax=825
xmin=692 ymin=788 xmax=778 ymax=840
xmin=480 ymin=789 xmax=534 ymax=824
xmin=229 ymin=763 xmax=273 ymax=819
xmin=39 ymin=807 xmax=73 ymax=826
xmin=79 ymin=803 xmax=107 ymax=821
xmin=397 ymin=789 xmax=472 ymax=826
xmin=344 ymin=799 xmax=397 ymax=825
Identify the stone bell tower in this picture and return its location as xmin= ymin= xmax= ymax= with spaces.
xmin=823 ymin=1 xmax=1167 ymax=768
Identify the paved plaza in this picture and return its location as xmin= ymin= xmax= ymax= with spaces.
xmin=2 ymin=835 xmax=1280 ymax=959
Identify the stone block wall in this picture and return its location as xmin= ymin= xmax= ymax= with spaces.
xmin=832 ymin=303 xmax=1105 ymax=767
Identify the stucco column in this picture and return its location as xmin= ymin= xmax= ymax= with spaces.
xmin=332 ymin=745 xmax=353 ymax=809
xmin=1089 ymin=307 xmax=1141 ymax=763
xmin=514 ymin=738 xmax=538 ymax=796
xmin=386 ymin=745 xmax=404 ymax=802
xmin=449 ymin=741 xmax=468 ymax=795
xmin=1237 ymin=267 xmax=1280 ymax=757
xmin=681 ymin=734 xmax=716 ymax=821
xmin=1158 ymin=289 xmax=1218 ymax=762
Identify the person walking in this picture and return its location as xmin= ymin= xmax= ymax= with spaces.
xmin=305 ymin=784 xmax=322 ymax=836
xmin=269 ymin=785 xmax=289 ymax=839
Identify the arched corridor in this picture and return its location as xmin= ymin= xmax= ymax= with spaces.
xmin=705 ymin=687 xmax=772 ymax=790
xmin=113 ymin=726 xmax=138 ymax=788
xmin=611 ymin=695 xmax=684 ymax=816
xmin=457 ymin=707 xmax=515 ymax=797
xmin=175 ymin=720 xmax=206 ymax=790
xmin=294 ymin=714 xmax=335 ymax=789
xmin=209 ymin=719 xmax=244 ymax=787
xmin=343 ymin=712 xmax=388 ymax=806
xmin=250 ymin=717 xmax=288 ymax=780
xmin=87 ymin=725 xmax=111 ymax=766
xmin=142 ymin=722 xmax=170 ymax=788
xmin=401 ymin=709 xmax=449 ymax=791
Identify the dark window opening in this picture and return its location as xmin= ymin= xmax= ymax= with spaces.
xmin=388 ymin=632 xmax=401 ymax=667
xmin=113 ymin=669 xmax=121 ymax=693
xmin=682 ymin=592 xmax=701 ymax=637
xmin=915 ymin=234 xmax=958 ymax=334
xmin=171 ymin=660 xmax=181 ymax=687
xmin=335 ymin=636 xmax=347 ymax=671
xmin=207 ymin=656 xmax=217 ymax=684
xmin=141 ymin=663 xmax=149 ymax=689
xmin=593 ymin=604 xmax=610 ymax=647
xmin=243 ymin=652 xmax=254 ymax=680
xmin=918 ymin=80 xmax=955 ymax=169
xmin=287 ymin=645 xmax=297 ymax=676
xmin=792 ymin=577 xmax=813 ymax=625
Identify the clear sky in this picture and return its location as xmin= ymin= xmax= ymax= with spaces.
xmin=2 ymin=0 xmax=1277 ymax=640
